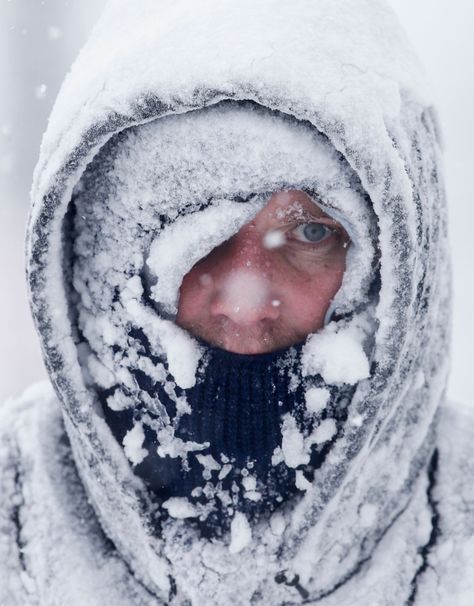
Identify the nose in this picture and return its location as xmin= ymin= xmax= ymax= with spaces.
xmin=210 ymin=270 xmax=281 ymax=326
xmin=209 ymin=227 xmax=281 ymax=326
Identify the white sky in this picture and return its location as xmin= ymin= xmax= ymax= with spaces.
xmin=0 ymin=0 xmax=472 ymax=404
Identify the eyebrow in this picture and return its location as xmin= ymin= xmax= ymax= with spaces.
xmin=274 ymin=201 xmax=335 ymax=224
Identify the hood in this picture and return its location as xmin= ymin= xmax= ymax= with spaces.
xmin=27 ymin=0 xmax=449 ymax=603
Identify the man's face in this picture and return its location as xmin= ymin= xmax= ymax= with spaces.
xmin=176 ymin=190 xmax=349 ymax=354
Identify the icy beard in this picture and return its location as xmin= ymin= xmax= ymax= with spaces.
xmin=69 ymin=101 xmax=375 ymax=536
xmin=100 ymin=337 xmax=355 ymax=537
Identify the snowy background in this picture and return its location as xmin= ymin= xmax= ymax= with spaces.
xmin=0 ymin=0 xmax=472 ymax=405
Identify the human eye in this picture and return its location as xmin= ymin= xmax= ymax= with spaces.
xmin=290 ymin=222 xmax=336 ymax=245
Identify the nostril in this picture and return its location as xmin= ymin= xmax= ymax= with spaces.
xmin=210 ymin=297 xmax=280 ymax=326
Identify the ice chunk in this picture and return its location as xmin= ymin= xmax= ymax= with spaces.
xmin=229 ymin=512 xmax=252 ymax=554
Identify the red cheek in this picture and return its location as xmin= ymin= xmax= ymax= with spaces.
xmin=176 ymin=267 xmax=210 ymax=325
xmin=281 ymin=265 xmax=345 ymax=333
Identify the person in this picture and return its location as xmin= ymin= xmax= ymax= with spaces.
xmin=1 ymin=1 xmax=474 ymax=605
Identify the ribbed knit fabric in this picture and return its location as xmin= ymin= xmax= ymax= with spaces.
xmin=103 ymin=342 xmax=350 ymax=535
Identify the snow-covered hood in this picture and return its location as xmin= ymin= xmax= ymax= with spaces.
xmin=27 ymin=0 xmax=449 ymax=603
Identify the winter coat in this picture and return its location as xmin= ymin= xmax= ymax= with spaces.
xmin=1 ymin=0 xmax=474 ymax=604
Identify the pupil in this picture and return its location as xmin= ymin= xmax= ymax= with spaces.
xmin=303 ymin=223 xmax=326 ymax=242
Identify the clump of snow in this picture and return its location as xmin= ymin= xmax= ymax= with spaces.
xmin=280 ymin=413 xmax=337 ymax=475
xmin=156 ymin=427 xmax=209 ymax=460
xmin=162 ymin=497 xmax=198 ymax=519
xmin=229 ymin=512 xmax=252 ymax=554
xmin=87 ymin=354 xmax=115 ymax=390
xmin=302 ymin=318 xmax=370 ymax=385
xmin=295 ymin=470 xmax=312 ymax=491
xmin=308 ymin=418 xmax=337 ymax=445
xmin=349 ymin=413 xmax=364 ymax=428
xmin=280 ymin=414 xmax=310 ymax=468
xmin=155 ymin=321 xmax=203 ymax=390
xmin=305 ymin=386 xmax=330 ymax=414
xmin=122 ymin=422 xmax=148 ymax=466
xmin=124 ymin=293 xmax=203 ymax=390
xmin=242 ymin=475 xmax=257 ymax=491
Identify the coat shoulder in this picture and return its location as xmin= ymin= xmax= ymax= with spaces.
xmin=0 ymin=380 xmax=60 ymax=431
xmin=0 ymin=381 xmax=61 ymax=605
xmin=415 ymin=401 xmax=474 ymax=605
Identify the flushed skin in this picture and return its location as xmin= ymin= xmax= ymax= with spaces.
xmin=177 ymin=190 xmax=349 ymax=354
xmin=0 ymin=1 xmax=474 ymax=605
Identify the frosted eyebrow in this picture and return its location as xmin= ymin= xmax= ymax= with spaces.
xmin=274 ymin=202 xmax=340 ymax=226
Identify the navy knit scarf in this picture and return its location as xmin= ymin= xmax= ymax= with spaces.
xmin=103 ymin=340 xmax=352 ymax=536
